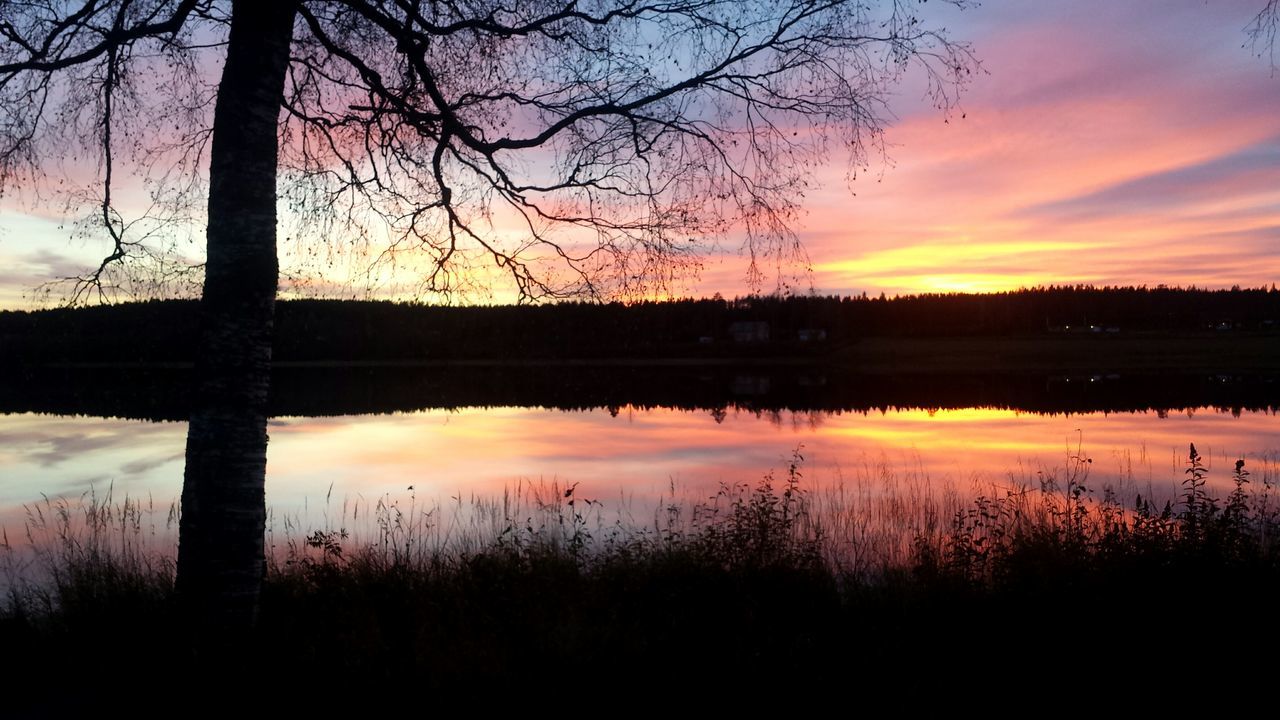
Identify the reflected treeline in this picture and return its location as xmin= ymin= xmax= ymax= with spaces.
xmin=3 ymin=364 xmax=1276 ymax=421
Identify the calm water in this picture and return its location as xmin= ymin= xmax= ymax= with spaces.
xmin=3 ymin=390 xmax=1277 ymax=534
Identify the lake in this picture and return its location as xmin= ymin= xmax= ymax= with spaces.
xmin=2 ymin=366 xmax=1277 ymax=541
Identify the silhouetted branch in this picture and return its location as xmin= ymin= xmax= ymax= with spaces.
xmin=0 ymin=0 xmax=201 ymax=74
xmin=4 ymin=1 xmax=979 ymax=303
xmin=1248 ymin=0 xmax=1279 ymax=71
xmin=276 ymin=0 xmax=977 ymax=300
xmin=1 ymin=0 xmax=218 ymax=303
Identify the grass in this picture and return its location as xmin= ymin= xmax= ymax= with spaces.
xmin=3 ymin=445 xmax=1280 ymax=708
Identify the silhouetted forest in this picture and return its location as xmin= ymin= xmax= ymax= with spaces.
xmin=2 ymin=286 xmax=1277 ymax=364
xmin=4 ymin=365 xmax=1276 ymax=421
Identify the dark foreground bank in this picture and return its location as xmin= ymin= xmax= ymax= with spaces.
xmin=3 ymin=447 xmax=1278 ymax=711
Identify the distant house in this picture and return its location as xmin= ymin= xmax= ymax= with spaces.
xmin=728 ymin=321 xmax=770 ymax=343
xmin=797 ymin=328 xmax=827 ymax=342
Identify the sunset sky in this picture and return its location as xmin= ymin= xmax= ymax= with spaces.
xmin=0 ymin=0 xmax=1276 ymax=308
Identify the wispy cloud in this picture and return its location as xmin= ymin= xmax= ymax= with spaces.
xmin=1018 ymin=137 xmax=1280 ymax=223
xmin=766 ymin=0 xmax=1280 ymax=296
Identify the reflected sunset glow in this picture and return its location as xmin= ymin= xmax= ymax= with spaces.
xmin=3 ymin=405 xmax=1276 ymax=535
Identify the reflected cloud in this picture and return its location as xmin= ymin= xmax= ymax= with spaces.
xmin=28 ymin=433 xmax=138 ymax=467
xmin=252 ymin=405 xmax=1280 ymax=515
xmin=3 ymin=403 xmax=1277 ymax=537
xmin=0 ymin=413 xmax=187 ymax=509
xmin=119 ymin=452 xmax=185 ymax=476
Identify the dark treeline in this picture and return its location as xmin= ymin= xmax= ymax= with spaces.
xmin=4 ymin=364 xmax=1276 ymax=422
xmin=2 ymin=285 xmax=1277 ymax=364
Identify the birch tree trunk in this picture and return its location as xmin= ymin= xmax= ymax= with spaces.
xmin=176 ymin=0 xmax=296 ymax=639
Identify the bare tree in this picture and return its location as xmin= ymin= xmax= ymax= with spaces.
xmin=1 ymin=0 xmax=978 ymax=640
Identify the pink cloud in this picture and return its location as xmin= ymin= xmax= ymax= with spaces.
xmin=705 ymin=0 xmax=1280 ymax=297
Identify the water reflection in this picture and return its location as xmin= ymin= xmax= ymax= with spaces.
xmin=3 ymin=402 xmax=1276 ymax=534
xmin=3 ymin=365 xmax=1278 ymax=420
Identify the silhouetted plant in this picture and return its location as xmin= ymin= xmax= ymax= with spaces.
xmin=304 ymin=529 xmax=349 ymax=563
xmin=5 ymin=441 xmax=1280 ymax=699
xmin=1181 ymin=442 xmax=1217 ymax=539
xmin=690 ymin=446 xmax=822 ymax=571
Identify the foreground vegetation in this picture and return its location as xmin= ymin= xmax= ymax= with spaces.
xmin=3 ymin=445 xmax=1279 ymax=708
